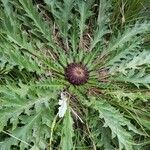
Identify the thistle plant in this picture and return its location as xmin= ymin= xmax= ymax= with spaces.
xmin=0 ymin=0 xmax=150 ymax=150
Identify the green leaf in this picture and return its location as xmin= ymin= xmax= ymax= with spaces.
xmin=46 ymin=0 xmax=74 ymax=39
xmin=124 ymin=50 xmax=150 ymax=69
xmin=0 ymin=81 xmax=57 ymax=131
xmin=35 ymin=78 xmax=65 ymax=90
xmin=106 ymin=22 xmax=150 ymax=54
xmin=90 ymin=0 xmax=111 ymax=50
xmin=61 ymin=107 xmax=74 ymax=150
xmin=88 ymin=113 xmax=114 ymax=149
xmin=1 ymin=9 xmax=36 ymax=53
xmin=87 ymin=98 xmax=142 ymax=150
xmin=101 ymin=127 xmax=114 ymax=150
xmin=0 ymin=108 xmax=53 ymax=150
xmin=115 ymin=69 xmax=150 ymax=88
xmin=1 ymin=0 xmax=13 ymax=17
xmin=77 ymin=0 xmax=93 ymax=41
xmin=106 ymin=38 xmax=142 ymax=67
xmin=0 ymin=43 xmax=42 ymax=73
xmin=108 ymin=49 xmax=150 ymax=74
xmin=18 ymin=0 xmax=54 ymax=46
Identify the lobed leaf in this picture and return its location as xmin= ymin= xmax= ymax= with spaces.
xmin=87 ymin=98 xmax=144 ymax=150
xmin=61 ymin=107 xmax=74 ymax=150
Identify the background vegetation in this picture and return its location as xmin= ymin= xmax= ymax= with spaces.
xmin=0 ymin=0 xmax=150 ymax=150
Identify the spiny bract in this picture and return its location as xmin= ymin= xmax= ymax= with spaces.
xmin=0 ymin=0 xmax=150 ymax=150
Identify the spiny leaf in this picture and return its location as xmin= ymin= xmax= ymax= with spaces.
xmin=47 ymin=0 xmax=74 ymax=39
xmin=115 ymin=69 xmax=150 ymax=88
xmin=0 ymin=108 xmax=53 ymax=150
xmin=109 ymin=90 xmax=149 ymax=103
xmin=106 ymin=38 xmax=142 ymax=67
xmin=0 ymin=43 xmax=42 ymax=73
xmin=90 ymin=0 xmax=111 ymax=50
xmin=106 ymin=21 xmax=150 ymax=53
xmin=60 ymin=0 xmax=74 ymax=38
xmin=88 ymin=113 xmax=114 ymax=149
xmin=87 ymin=98 xmax=144 ymax=150
xmin=0 ymin=82 xmax=57 ymax=131
xmin=100 ymin=127 xmax=114 ymax=150
xmin=61 ymin=107 xmax=74 ymax=150
xmin=35 ymin=78 xmax=65 ymax=90
xmin=108 ymin=49 xmax=150 ymax=74
xmin=77 ymin=0 xmax=93 ymax=41
xmin=124 ymin=50 xmax=150 ymax=69
xmin=1 ymin=0 xmax=12 ymax=17
xmin=18 ymin=0 xmax=54 ymax=46
xmin=1 ymin=6 xmax=36 ymax=53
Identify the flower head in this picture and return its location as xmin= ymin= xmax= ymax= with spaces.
xmin=65 ymin=63 xmax=89 ymax=85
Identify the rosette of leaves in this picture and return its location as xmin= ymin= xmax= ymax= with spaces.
xmin=0 ymin=0 xmax=150 ymax=150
